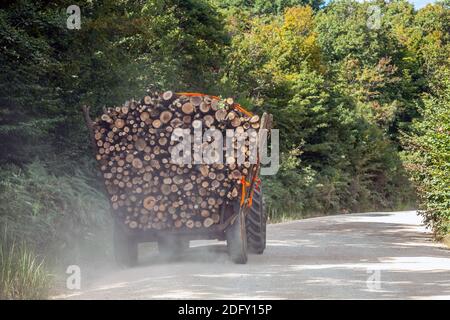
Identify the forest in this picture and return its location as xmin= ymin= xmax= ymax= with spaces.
xmin=0 ymin=0 xmax=448 ymax=298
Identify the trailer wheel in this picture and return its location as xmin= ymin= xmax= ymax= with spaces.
xmin=113 ymin=222 xmax=138 ymax=267
xmin=158 ymin=237 xmax=189 ymax=257
xmin=246 ymin=185 xmax=267 ymax=254
xmin=226 ymin=204 xmax=248 ymax=264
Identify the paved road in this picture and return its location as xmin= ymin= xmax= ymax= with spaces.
xmin=57 ymin=211 xmax=450 ymax=299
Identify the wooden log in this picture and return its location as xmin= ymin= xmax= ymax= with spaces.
xmin=152 ymin=119 xmax=162 ymax=128
xmin=227 ymin=111 xmax=236 ymax=120
xmin=204 ymin=115 xmax=214 ymax=127
xmin=162 ymin=91 xmax=174 ymax=101
xmin=215 ymin=109 xmax=227 ymax=122
xmin=144 ymin=96 xmax=152 ymax=105
xmin=211 ymin=213 xmax=220 ymax=223
xmin=174 ymin=220 xmax=182 ymax=228
xmin=183 ymin=115 xmax=192 ymax=124
xmin=161 ymin=184 xmax=171 ymax=195
xmin=182 ymin=103 xmax=194 ymax=114
xmin=201 ymin=209 xmax=210 ymax=218
xmin=170 ymin=118 xmax=183 ymax=128
xmin=101 ymin=114 xmax=112 ymax=123
xmin=208 ymin=100 xmax=218 ymax=112
xmin=114 ymin=118 xmax=125 ymax=129
xmin=186 ymin=219 xmax=194 ymax=228
xmin=231 ymin=117 xmax=241 ymax=127
xmin=211 ymin=180 xmax=220 ymax=189
xmin=132 ymin=158 xmax=143 ymax=169
xmin=192 ymin=120 xmax=202 ymax=129
xmin=140 ymin=111 xmax=150 ymax=122
xmin=199 ymin=165 xmax=209 ymax=177
xmin=143 ymin=196 xmax=156 ymax=210
xmin=203 ymin=217 xmax=214 ymax=228
xmin=135 ymin=138 xmax=146 ymax=151
xmin=158 ymin=137 xmax=167 ymax=146
xmin=199 ymin=102 xmax=210 ymax=113
xmin=129 ymin=221 xmax=138 ymax=229
xmin=160 ymin=111 xmax=172 ymax=124
xmin=190 ymin=96 xmax=203 ymax=107
xmin=249 ymin=115 xmax=260 ymax=124
xmin=251 ymin=122 xmax=260 ymax=129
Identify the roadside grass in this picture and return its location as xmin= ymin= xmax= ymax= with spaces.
xmin=267 ymin=202 xmax=417 ymax=224
xmin=0 ymin=240 xmax=52 ymax=299
xmin=443 ymin=235 xmax=450 ymax=249
xmin=267 ymin=210 xmax=335 ymax=224
xmin=0 ymin=161 xmax=112 ymax=299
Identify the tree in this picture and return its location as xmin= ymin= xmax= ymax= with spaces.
xmin=402 ymin=78 xmax=450 ymax=238
xmin=213 ymin=0 xmax=324 ymax=14
xmin=0 ymin=0 xmax=228 ymax=167
xmin=315 ymin=0 xmax=425 ymax=141
xmin=223 ymin=5 xmax=413 ymax=214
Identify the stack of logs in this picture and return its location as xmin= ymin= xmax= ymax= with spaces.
xmin=92 ymin=91 xmax=260 ymax=231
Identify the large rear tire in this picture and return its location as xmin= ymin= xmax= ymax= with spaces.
xmin=226 ymin=204 xmax=248 ymax=264
xmin=113 ymin=222 xmax=138 ymax=267
xmin=246 ymin=185 xmax=266 ymax=254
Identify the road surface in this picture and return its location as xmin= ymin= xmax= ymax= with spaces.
xmin=56 ymin=211 xmax=450 ymax=299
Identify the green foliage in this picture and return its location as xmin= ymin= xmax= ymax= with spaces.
xmin=223 ymin=4 xmax=416 ymax=215
xmin=263 ymin=148 xmax=316 ymax=219
xmin=213 ymin=0 xmax=324 ymax=14
xmin=0 ymin=161 xmax=111 ymax=263
xmin=402 ymin=79 xmax=450 ymax=238
xmin=0 ymin=238 xmax=52 ymax=300
xmin=0 ymin=0 xmax=228 ymax=166
xmin=137 ymin=0 xmax=229 ymax=91
xmin=0 ymin=0 xmax=449 ymax=297
xmin=315 ymin=0 xmax=400 ymax=65
xmin=316 ymin=1 xmax=424 ymax=140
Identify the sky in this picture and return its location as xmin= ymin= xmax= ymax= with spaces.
xmin=349 ymin=0 xmax=438 ymax=9
xmin=409 ymin=0 xmax=437 ymax=9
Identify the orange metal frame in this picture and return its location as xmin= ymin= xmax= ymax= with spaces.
xmin=176 ymin=92 xmax=254 ymax=118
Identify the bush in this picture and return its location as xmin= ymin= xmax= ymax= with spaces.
xmin=402 ymin=80 xmax=450 ymax=238
xmin=0 ymin=161 xmax=112 ymax=265
xmin=263 ymin=115 xmax=415 ymax=222
xmin=263 ymin=148 xmax=317 ymax=221
xmin=0 ymin=239 xmax=52 ymax=300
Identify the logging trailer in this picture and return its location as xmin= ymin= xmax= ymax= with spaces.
xmin=83 ymin=92 xmax=272 ymax=265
